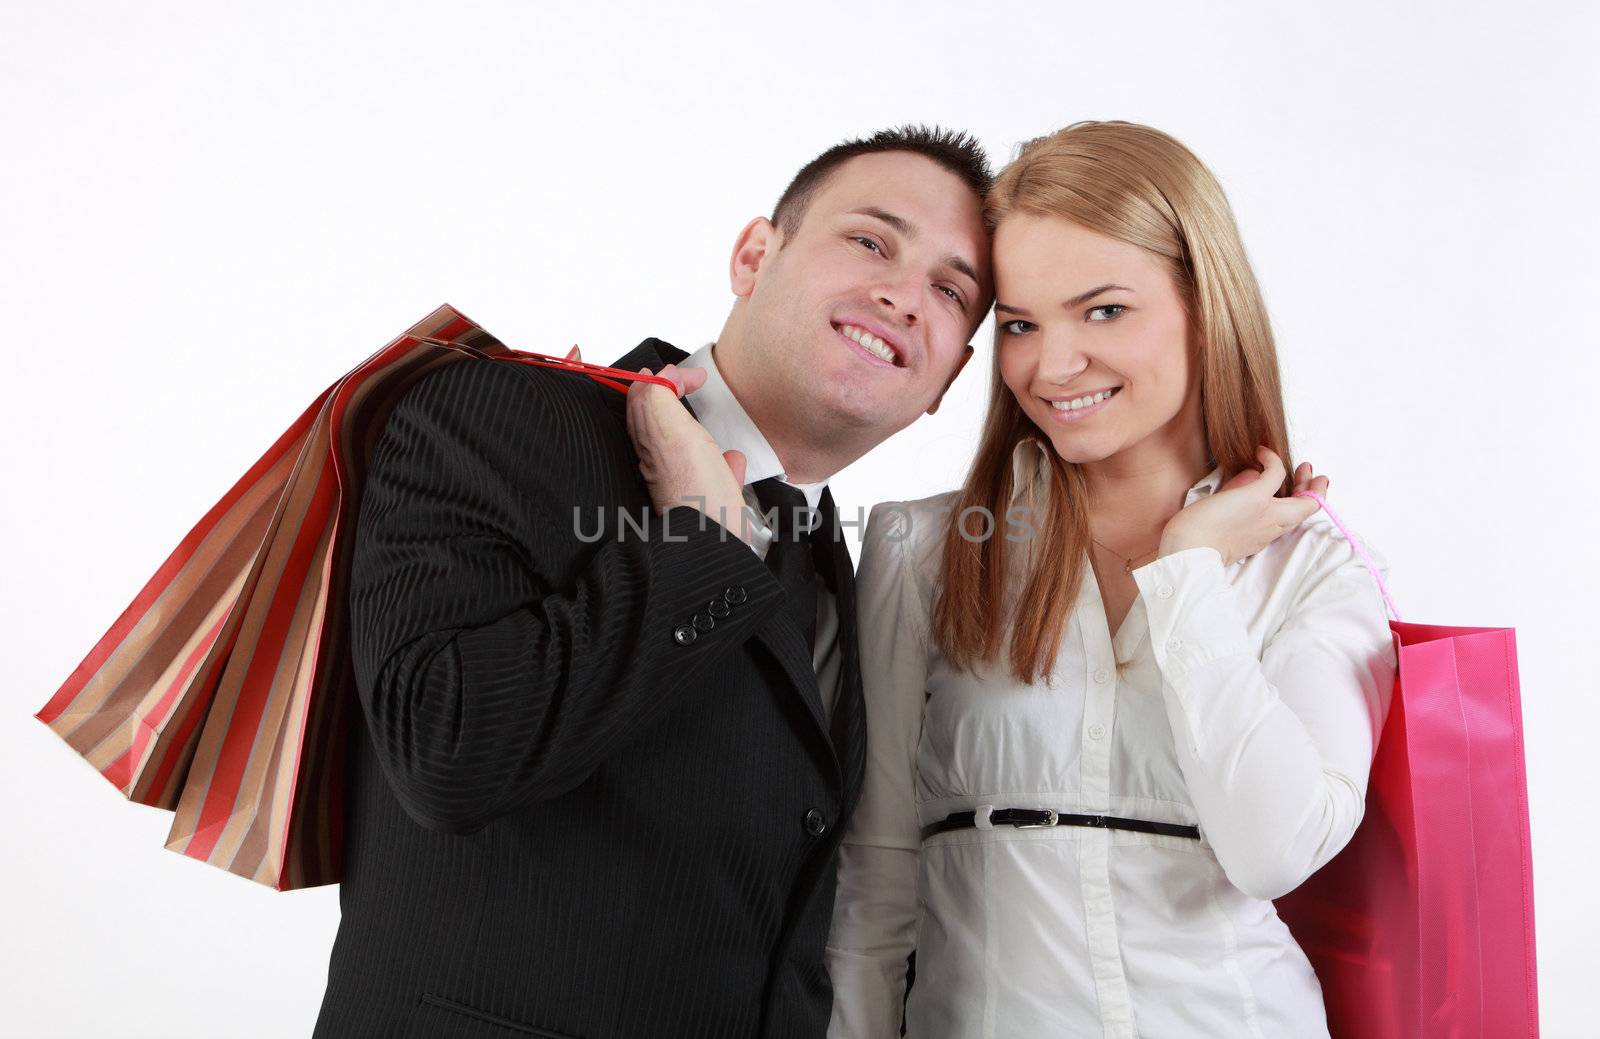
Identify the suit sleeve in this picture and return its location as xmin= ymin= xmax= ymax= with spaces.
xmin=347 ymin=358 xmax=784 ymax=834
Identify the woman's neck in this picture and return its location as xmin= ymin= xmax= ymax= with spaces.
xmin=1081 ymin=422 xmax=1214 ymax=542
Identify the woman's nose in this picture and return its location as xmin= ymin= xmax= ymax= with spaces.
xmin=1036 ymin=328 xmax=1090 ymax=383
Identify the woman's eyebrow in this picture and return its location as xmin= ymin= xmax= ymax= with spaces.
xmin=995 ymin=284 xmax=1134 ymax=315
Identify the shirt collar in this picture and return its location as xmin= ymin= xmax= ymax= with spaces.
xmin=679 ymin=341 xmax=828 ymax=511
xmin=1008 ymin=437 xmax=1224 ymax=506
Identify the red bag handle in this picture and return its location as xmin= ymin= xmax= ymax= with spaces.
xmin=420 ymin=337 xmax=679 ymax=394
xmin=499 ymin=350 xmax=680 ymax=394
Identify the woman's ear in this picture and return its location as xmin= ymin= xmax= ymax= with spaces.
xmin=729 ymin=217 xmax=779 ymax=299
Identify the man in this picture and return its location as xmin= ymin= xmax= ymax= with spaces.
xmin=313 ymin=125 xmax=993 ymax=1039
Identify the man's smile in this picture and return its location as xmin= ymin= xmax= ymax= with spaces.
xmin=831 ymin=319 xmax=906 ymax=368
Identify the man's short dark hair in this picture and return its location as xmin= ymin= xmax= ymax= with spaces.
xmin=770 ymin=124 xmax=992 ymax=242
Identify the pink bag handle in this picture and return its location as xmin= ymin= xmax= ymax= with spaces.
xmin=1293 ymin=490 xmax=1403 ymax=623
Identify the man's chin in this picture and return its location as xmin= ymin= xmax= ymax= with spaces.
xmin=812 ymin=383 xmax=901 ymax=429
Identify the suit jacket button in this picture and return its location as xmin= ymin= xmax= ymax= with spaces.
xmin=707 ymin=598 xmax=730 ymax=618
xmin=803 ymin=808 xmax=828 ymax=837
xmin=672 ymin=624 xmax=698 ymax=646
xmin=724 ymin=585 xmax=747 ymax=605
xmin=692 ymin=612 xmax=715 ymax=633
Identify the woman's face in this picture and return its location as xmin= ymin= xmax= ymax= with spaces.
xmin=994 ymin=213 xmax=1201 ymax=468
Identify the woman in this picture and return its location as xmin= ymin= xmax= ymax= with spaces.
xmin=824 ymin=121 xmax=1396 ymax=1037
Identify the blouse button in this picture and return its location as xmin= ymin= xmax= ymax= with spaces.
xmin=1167 ymin=638 xmax=1184 ymax=652
xmin=1156 ymin=584 xmax=1175 ymax=599
xmin=1088 ymin=723 xmax=1107 ymax=740
xmin=1093 ymin=668 xmax=1110 ymax=684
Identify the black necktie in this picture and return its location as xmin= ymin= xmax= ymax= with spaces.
xmin=751 ymin=477 xmax=825 ymax=652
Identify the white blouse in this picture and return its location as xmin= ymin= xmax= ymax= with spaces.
xmin=825 ymin=440 xmax=1397 ymax=1038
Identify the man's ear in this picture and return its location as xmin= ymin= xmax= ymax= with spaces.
xmin=729 ymin=217 xmax=780 ymax=298
xmin=925 ymin=344 xmax=976 ymax=416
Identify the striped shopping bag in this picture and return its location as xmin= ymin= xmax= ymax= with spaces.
xmin=34 ymin=303 xmax=672 ymax=890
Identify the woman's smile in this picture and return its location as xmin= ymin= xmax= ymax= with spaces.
xmin=1040 ymin=385 xmax=1122 ymax=422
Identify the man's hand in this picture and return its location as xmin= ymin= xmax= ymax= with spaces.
xmin=625 ymin=363 xmax=754 ymax=545
xmin=1158 ymin=447 xmax=1330 ymax=567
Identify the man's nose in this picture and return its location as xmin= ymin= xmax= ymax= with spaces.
xmin=873 ymin=274 xmax=922 ymax=326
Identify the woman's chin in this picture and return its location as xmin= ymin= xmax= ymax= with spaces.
xmin=1052 ymin=445 xmax=1117 ymax=466
xmin=1028 ymin=424 xmax=1119 ymax=466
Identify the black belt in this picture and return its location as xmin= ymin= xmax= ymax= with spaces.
xmin=922 ymin=808 xmax=1200 ymax=842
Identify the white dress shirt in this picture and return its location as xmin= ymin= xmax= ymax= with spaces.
xmin=678 ymin=342 xmax=842 ymax=721
xmin=825 ymin=437 xmax=1397 ymax=1038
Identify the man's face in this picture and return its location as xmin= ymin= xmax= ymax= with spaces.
xmin=729 ymin=151 xmax=991 ymax=442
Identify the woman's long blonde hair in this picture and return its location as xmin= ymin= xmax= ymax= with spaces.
xmin=932 ymin=120 xmax=1295 ymax=683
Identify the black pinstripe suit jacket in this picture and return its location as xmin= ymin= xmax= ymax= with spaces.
xmin=312 ymin=338 xmax=866 ymax=1039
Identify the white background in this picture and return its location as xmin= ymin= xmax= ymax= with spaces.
xmin=3 ymin=1 xmax=1595 ymax=1035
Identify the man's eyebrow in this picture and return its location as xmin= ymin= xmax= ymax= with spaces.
xmin=849 ymin=206 xmax=982 ymax=293
xmin=942 ymin=255 xmax=982 ymax=291
xmin=848 ymin=206 xmax=914 ymax=237
xmin=994 ymin=284 xmax=1134 ymax=315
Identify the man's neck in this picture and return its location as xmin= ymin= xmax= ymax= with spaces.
xmin=709 ymin=341 xmax=864 ymax=485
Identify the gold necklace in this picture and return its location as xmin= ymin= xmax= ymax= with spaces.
xmin=1089 ymin=536 xmax=1160 ymax=574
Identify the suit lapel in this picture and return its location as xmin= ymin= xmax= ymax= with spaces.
xmin=751 ymin=617 xmax=829 ymax=741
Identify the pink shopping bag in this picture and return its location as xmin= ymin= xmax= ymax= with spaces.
xmin=1274 ymin=492 xmax=1538 ymax=1037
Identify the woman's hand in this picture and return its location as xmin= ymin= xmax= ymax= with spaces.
xmin=1157 ymin=447 xmax=1330 ymax=567
xmin=625 ymin=363 xmax=754 ymax=545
